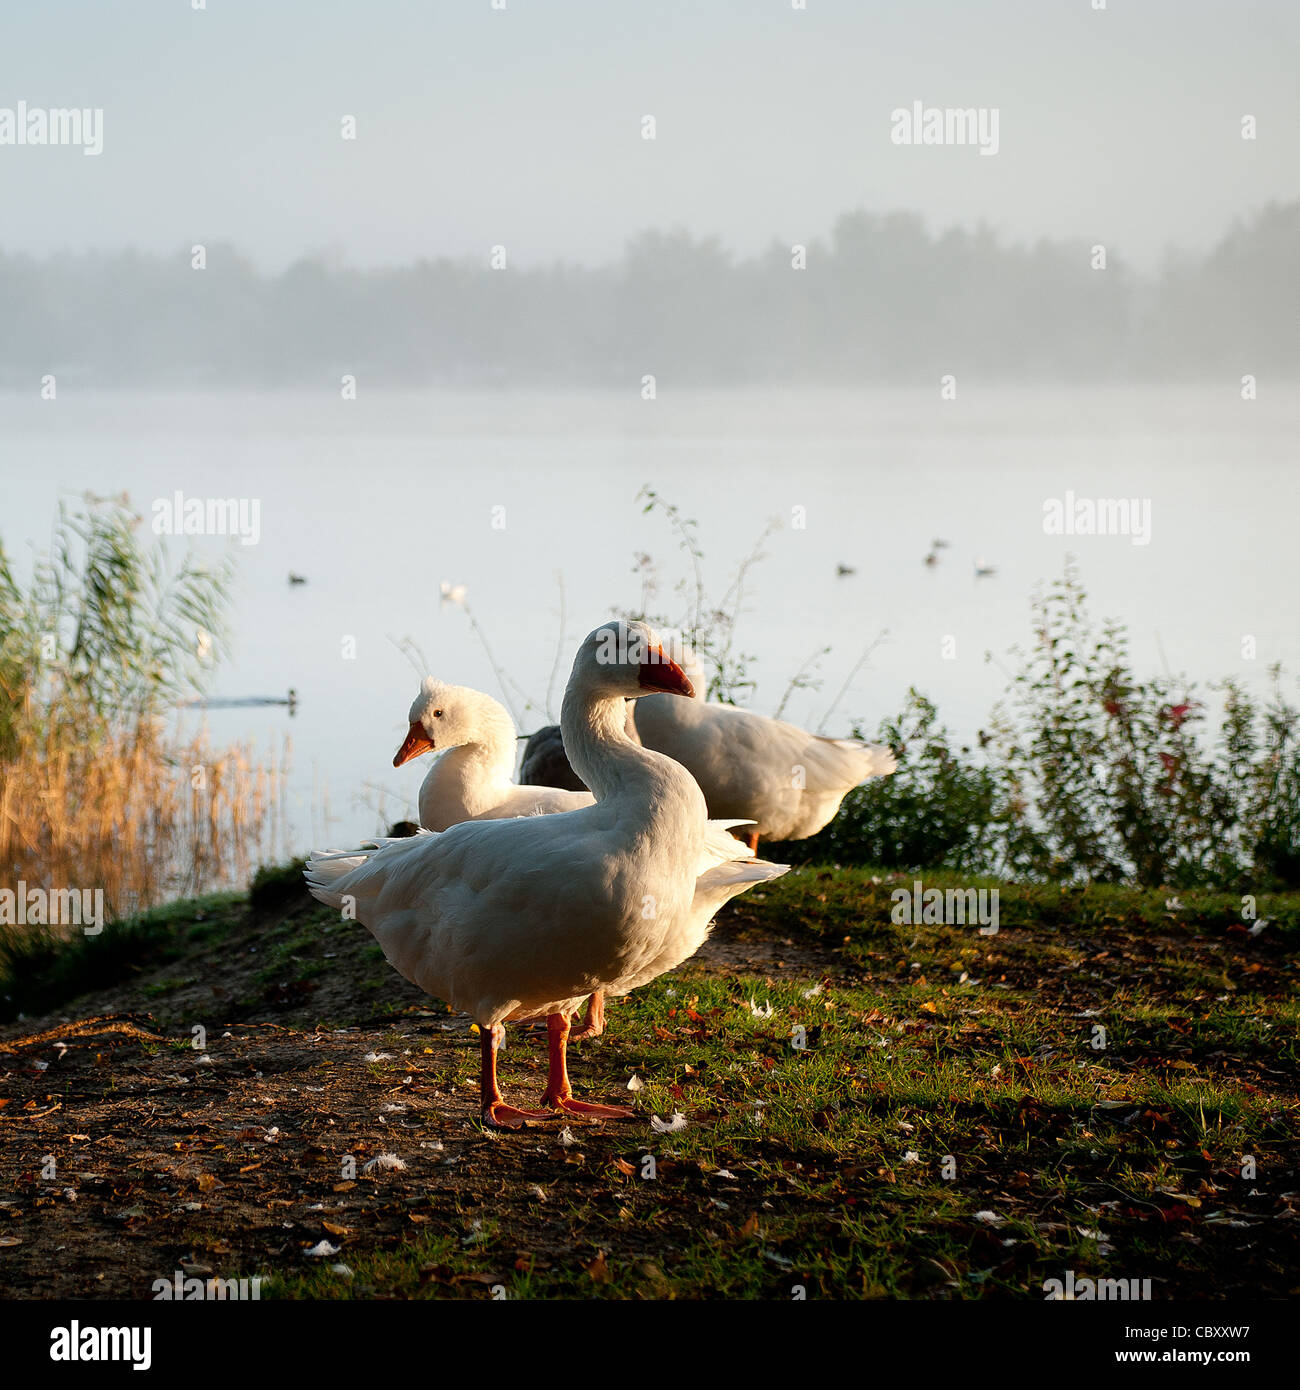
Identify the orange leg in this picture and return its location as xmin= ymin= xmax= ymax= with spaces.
xmin=480 ymin=1023 xmax=551 ymax=1130
xmin=541 ymin=1013 xmax=636 ymax=1120
xmin=569 ymin=990 xmax=606 ymax=1041
xmin=746 ymin=828 xmax=760 ymax=854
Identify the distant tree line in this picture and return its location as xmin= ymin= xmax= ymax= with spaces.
xmin=2 ymin=201 xmax=1295 ymax=387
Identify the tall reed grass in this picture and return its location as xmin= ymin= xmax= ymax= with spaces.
xmin=0 ymin=704 xmax=286 ymax=921
xmin=1 ymin=494 xmax=284 ymax=940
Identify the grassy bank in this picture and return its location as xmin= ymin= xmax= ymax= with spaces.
xmin=0 ymin=865 xmax=1296 ymax=1299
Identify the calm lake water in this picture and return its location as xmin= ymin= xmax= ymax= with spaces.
xmin=3 ymin=385 xmax=1298 ymax=854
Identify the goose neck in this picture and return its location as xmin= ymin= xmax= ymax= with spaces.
xmin=561 ymin=686 xmax=646 ymax=799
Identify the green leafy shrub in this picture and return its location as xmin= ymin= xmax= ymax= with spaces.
xmin=769 ymin=691 xmax=1002 ymax=869
xmin=988 ymin=562 xmax=1300 ymax=889
xmin=789 ymin=562 xmax=1300 ymax=889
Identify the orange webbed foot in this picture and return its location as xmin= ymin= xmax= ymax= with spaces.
xmin=570 ymin=993 xmax=606 ymax=1041
xmin=482 ymin=1101 xmax=553 ymax=1130
xmin=542 ymin=1095 xmax=637 ymax=1121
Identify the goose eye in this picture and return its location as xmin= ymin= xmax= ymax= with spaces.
xmin=433 ymin=709 xmax=443 ymax=718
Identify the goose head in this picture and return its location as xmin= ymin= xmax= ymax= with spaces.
xmin=393 ymin=677 xmax=514 ymax=767
xmin=570 ymin=620 xmax=695 ymax=701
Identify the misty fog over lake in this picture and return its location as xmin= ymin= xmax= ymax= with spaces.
xmin=5 ymin=383 xmax=1296 ymax=849
xmin=3 ymin=0 xmax=1297 ymax=849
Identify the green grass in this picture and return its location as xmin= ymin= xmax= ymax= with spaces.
xmin=266 ymin=925 xmax=1293 ymax=1298
xmin=739 ymin=866 xmax=1300 ymax=940
xmin=4 ymin=860 xmax=1295 ymax=1299
xmin=0 ymin=890 xmax=243 ymax=1023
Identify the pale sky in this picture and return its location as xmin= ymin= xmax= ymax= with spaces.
xmin=1 ymin=0 xmax=1296 ymax=270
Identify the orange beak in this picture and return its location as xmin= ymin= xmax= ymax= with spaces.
xmin=393 ymin=722 xmax=435 ymax=767
xmin=638 ymin=646 xmax=695 ymax=698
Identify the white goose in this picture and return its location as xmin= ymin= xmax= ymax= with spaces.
xmin=523 ymin=653 xmax=897 ymax=851
xmin=392 ymin=677 xmax=609 ymax=1040
xmin=307 ymin=621 xmax=787 ymax=1130
xmin=394 ymin=678 xmax=594 ymax=831
xmin=633 ymin=681 xmax=896 ymax=850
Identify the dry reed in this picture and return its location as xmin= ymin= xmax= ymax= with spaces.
xmin=0 ymin=694 xmax=286 ymax=931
